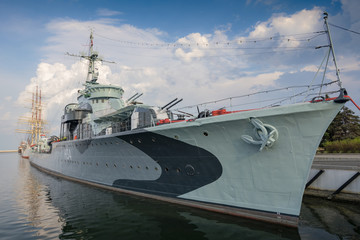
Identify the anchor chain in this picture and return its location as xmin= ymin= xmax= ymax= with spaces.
xmin=241 ymin=117 xmax=279 ymax=151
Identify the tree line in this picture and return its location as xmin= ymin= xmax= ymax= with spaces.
xmin=321 ymin=106 xmax=360 ymax=153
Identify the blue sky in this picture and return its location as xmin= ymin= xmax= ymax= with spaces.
xmin=0 ymin=0 xmax=359 ymax=149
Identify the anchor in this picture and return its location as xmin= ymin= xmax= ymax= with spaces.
xmin=241 ymin=117 xmax=279 ymax=151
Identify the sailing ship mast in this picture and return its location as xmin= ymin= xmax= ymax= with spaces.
xmin=16 ymin=86 xmax=47 ymax=145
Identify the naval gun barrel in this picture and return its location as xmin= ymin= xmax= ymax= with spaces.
xmin=166 ymin=98 xmax=183 ymax=110
xmin=131 ymin=93 xmax=143 ymax=102
xmin=126 ymin=93 xmax=139 ymax=103
xmin=161 ymin=98 xmax=178 ymax=110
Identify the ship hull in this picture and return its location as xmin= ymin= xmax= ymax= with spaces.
xmin=29 ymin=100 xmax=343 ymax=227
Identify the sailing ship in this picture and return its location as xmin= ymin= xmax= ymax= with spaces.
xmin=17 ymin=86 xmax=48 ymax=158
xmin=28 ymin=13 xmax=352 ymax=227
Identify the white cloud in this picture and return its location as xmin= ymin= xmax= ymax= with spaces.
xmin=301 ymin=65 xmax=319 ymax=72
xmin=337 ymin=56 xmax=360 ymax=73
xmin=174 ymin=33 xmax=210 ymax=62
xmin=17 ymin=61 xmax=87 ymax=132
xmin=175 ymin=48 xmax=205 ymax=63
xmin=214 ymin=71 xmax=282 ymax=89
xmin=96 ymin=8 xmax=122 ymax=17
xmin=247 ymin=8 xmax=323 ymax=47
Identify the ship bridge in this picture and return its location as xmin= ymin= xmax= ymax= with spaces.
xmin=85 ymin=84 xmax=124 ymax=100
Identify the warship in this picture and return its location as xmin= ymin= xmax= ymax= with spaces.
xmin=28 ymin=13 xmax=353 ymax=227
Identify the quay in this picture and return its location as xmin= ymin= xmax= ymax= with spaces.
xmin=305 ymin=154 xmax=360 ymax=202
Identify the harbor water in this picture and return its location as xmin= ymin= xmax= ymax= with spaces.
xmin=0 ymin=152 xmax=359 ymax=240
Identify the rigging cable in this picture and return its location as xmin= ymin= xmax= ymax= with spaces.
xmin=93 ymin=31 xmax=326 ymax=49
xmin=176 ymin=81 xmax=338 ymax=111
xmin=329 ymin=23 xmax=360 ymax=35
xmin=303 ymin=47 xmax=330 ymax=101
xmin=319 ymin=48 xmax=331 ymax=95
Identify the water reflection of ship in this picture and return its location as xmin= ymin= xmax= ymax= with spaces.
xmin=17 ymin=141 xmax=27 ymax=155
xmin=28 ymin=164 xmax=300 ymax=240
xmin=15 ymin=157 xmax=63 ymax=239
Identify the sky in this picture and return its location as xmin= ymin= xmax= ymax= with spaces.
xmin=0 ymin=0 xmax=359 ymax=150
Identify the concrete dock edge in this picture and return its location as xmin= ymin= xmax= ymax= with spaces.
xmin=305 ymin=154 xmax=360 ymax=202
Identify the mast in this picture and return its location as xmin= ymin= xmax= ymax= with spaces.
xmin=31 ymin=91 xmax=35 ymax=144
xmin=16 ymin=85 xmax=47 ymax=145
xmin=39 ymin=88 xmax=42 ymax=142
xmin=87 ymin=30 xmax=98 ymax=83
xmin=323 ymin=12 xmax=343 ymax=88
xmin=66 ymin=30 xmax=115 ymax=84
xmin=35 ymin=86 xmax=39 ymax=143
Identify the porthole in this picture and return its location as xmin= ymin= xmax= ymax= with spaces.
xmin=185 ymin=164 xmax=195 ymax=176
xmin=114 ymin=164 xmax=117 ymax=168
xmin=165 ymin=167 xmax=169 ymax=172
xmin=174 ymin=135 xmax=179 ymax=140
xmin=96 ymin=163 xmax=99 ymax=166
xmin=176 ymin=168 xmax=181 ymax=173
xmin=138 ymin=139 xmax=142 ymax=143
xmin=203 ymin=131 xmax=209 ymax=136
xmin=155 ymin=167 xmax=158 ymax=171
xmin=130 ymin=140 xmax=133 ymax=144
xmin=145 ymin=166 xmax=149 ymax=170
xmin=130 ymin=165 xmax=133 ymax=169
xmin=152 ymin=137 xmax=156 ymax=142
xmin=137 ymin=166 xmax=140 ymax=169
xmin=106 ymin=163 xmax=108 ymax=167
